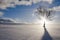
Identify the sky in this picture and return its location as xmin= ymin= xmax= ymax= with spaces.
xmin=0 ymin=0 xmax=60 ymax=24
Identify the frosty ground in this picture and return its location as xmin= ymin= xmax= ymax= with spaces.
xmin=0 ymin=24 xmax=60 ymax=40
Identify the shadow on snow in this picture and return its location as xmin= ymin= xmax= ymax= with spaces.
xmin=41 ymin=23 xmax=53 ymax=40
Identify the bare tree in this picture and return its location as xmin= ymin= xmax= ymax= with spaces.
xmin=35 ymin=6 xmax=55 ymax=26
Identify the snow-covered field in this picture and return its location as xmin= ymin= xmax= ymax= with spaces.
xmin=0 ymin=24 xmax=60 ymax=40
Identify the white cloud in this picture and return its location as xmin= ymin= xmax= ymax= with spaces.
xmin=0 ymin=0 xmax=53 ymax=9
xmin=0 ymin=17 xmax=16 ymax=23
xmin=50 ymin=6 xmax=60 ymax=23
xmin=52 ymin=6 xmax=60 ymax=11
xmin=42 ymin=0 xmax=53 ymax=4
xmin=0 ymin=12 xmax=4 ymax=17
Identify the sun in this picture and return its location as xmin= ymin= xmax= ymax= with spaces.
xmin=40 ymin=17 xmax=49 ymax=25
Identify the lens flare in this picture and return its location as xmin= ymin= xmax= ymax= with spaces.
xmin=40 ymin=17 xmax=49 ymax=25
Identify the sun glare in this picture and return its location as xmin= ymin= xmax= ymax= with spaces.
xmin=40 ymin=17 xmax=49 ymax=25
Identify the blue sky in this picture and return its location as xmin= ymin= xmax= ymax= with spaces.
xmin=0 ymin=0 xmax=60 ymax=23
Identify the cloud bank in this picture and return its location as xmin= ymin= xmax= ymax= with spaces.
xmin=0 ymin=0 xmax=53 ymax=9
xmin=0 ymin=17 xmax=16 ymax=23
xmin=52 ymin=6 xmax=60 ymax=11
